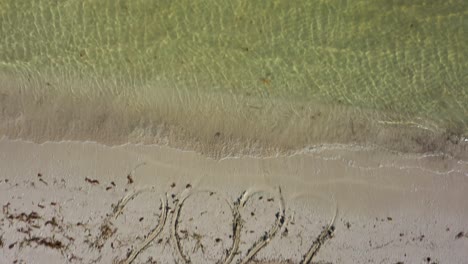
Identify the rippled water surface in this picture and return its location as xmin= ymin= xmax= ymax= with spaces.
xmin=0 ymin=0 xmax=467 ymax=157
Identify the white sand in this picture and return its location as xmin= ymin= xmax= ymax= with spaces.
xmin=1 ymin=138 xmax=467 ymax=263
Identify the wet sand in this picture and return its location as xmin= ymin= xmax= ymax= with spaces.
xmin=1 ymin=138 xmax=467 ymax=263
xmin=2 ymin=70 xmax=468 ymax=161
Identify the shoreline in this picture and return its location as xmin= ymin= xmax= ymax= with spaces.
xmin=1 ymin=70 xmax=467 ymax=161
xmin=1 ymin=139 xmax=468 ymax=263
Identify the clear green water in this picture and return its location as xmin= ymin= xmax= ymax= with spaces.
xmin=0 ymin=0 xmax=467 ymax=156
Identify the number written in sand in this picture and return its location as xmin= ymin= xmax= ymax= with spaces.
xmin=108 ymin=187 xmax=335 ymax=264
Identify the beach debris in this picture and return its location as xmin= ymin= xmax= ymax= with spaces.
xmin=45 ymin=217 xmax=59 ymax=227
xmin=79 ymin=50 xmax=86 ymax=58
xmin=85 ymin=177 xmax=99 ymax=185
xmin=127 ymin=174 xmax=134 ymax=184
xmin=92 ymin=223 xmax=116 ymax=250
xmin=2 ymin=202 xmax=10 ymax=214
xmin=125 ymin=162 xmax=146 ymax=185
xmin=455 ymin=231 xmax=465 ymax=239
xmin=425 ymin=257 xmax=439 ymax=264
xmin=260 ymin=77 xmax=271 ymax=85
xmin=19 ymin=236 xmax=64 ymax=250
xmin=39 ymin=178 xmax=48 ymax=185
xmin=412 ymin=234 xmax=425 ymax=242
xmin=7 ymin=211 xmax=41 ymax=223
xmin=191 ymin=232 xmax=205 ymax=254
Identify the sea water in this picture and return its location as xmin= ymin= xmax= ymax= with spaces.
xmin=0 ymin=0 xmax=467 ymax=158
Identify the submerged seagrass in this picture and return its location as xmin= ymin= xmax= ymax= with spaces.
xmin=0 ymin=0 xmax=467 ymax=157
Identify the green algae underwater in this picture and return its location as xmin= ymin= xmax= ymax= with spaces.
xmin=0 ymin=0 xmax=467 ymax=158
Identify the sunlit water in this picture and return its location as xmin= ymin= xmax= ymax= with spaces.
xmin=0 ymin=0 xmax=467 ymax=158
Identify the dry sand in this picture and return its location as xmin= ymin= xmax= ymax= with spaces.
xmin=1 ymin=138 xmax=467 ymax=263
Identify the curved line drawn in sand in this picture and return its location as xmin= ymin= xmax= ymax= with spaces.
xmin=237 ymin=187 xmax=286 ymax=264
xmin=300 ymin=206 xmax=337 ymax=264
xmin=170 ymin=189 xmax=238 ymax=264
xmin=224 ymin=190 xmax=247 ymax=264
xmin=112 ymin=190 xmax=147 ymax=219
xmin=171 ymin=189 xmax=194 ymax=263
xmin=121 ymin=195 xmax=168 ymax=264
xmin=94 ymin=187 xmax=168 ymax=264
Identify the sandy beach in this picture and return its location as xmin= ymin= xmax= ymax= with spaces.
xmin=1 ymin=0 xmax=468 ymax=263
xmin=1 ymin=138 xmax=467 ymax=263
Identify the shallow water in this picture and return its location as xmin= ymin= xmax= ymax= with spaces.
xmin=0 ymin=0 xmax=467 ymax=158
